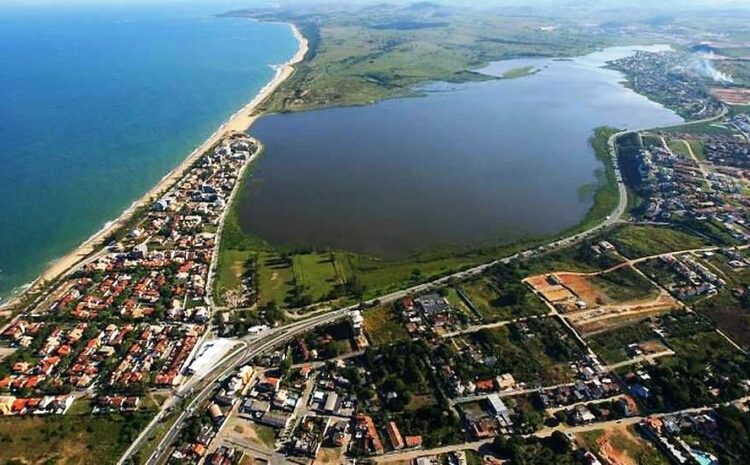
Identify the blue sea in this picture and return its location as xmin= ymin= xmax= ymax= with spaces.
xmin=0 ymin=2 xmax=298 ymax=302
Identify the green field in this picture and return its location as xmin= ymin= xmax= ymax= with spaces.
xmin=0 ymin=403 xmax=156 ymax=465
xmin=256 ymin=252 xmax=295 ymax=307
xmin=234 ymin=4 xmax=620 ymax=113
xmin=589 ymin=266 xmax=660 ymax=302
xmin=291 ymin=252 xmax=347 ymax=302
xmin=667 ymin=138 xmax=691 ymax=158
xmin=586 ymin=317 xmax=663 ymax=364
xmin=363 ymin=305 xmax=410 ymax=345
xmin=460 ymin=277 xmax=547 ymax=321
xmin=608 ymin=224 xmax=712 ymax=259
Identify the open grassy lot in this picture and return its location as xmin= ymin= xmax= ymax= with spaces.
xmin=694 ymin=290 xmax=750 ymax=350
xmin=457 ymin=317 xmax=584 ymax=385
xmin=608 ymin=224 xmax=712 ymax=259
xmin=586 ymin=317 xmax=664 ymax=364
xmin=691 ymin=255 xmax=750 ymax=349
xmin=443 ymin=286 xmax=477 ymax=319
xmin=292 ymin=252 xmax=345 ymax=302
xmin=525 ymin=239 xmax=625 ymax=275
xmin=589 ymin=266 xmax=660 ymax=302
xmin=363 ymin=305 xmax=410 ymax=346
xmin=666 ymin=138 xmax=691 ymax=158
xmin=688 ymin=139 xmax=706 ymax=160
xmin=460 ymin=277 xmax=547 ymax=321
xmin=214 ymin=249 xmax=254 ymax=306
xmin=255 ymin=252 xmax=295 ymax=307
xmin=0 ymin=404 xmax=156 ymax=465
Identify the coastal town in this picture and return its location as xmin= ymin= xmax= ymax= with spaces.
xmin=0 ymin=134 xmax=258 ymax=414
xmin=2 ymin=2 xmax=750 ymax=465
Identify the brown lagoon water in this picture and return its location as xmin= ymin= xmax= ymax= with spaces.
xmin=238 ymin=46 xmax=682 ymax=257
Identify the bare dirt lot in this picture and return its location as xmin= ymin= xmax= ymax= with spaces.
xmin=556 ymin=273 xmax=609 ymax=307
xmin=712 ymin=87 xmax=750 ymax=105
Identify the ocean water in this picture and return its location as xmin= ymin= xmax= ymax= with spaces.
xmin=0 ymin=3 xmax=298 ymax=301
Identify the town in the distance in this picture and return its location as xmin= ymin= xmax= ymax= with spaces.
xmin=2 ymin=1 xmax=750 ymax=465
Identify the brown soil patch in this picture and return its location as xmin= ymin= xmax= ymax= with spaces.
xmin=557 ymin=273 xmax=609 ymax=307
xmin=712 ymin=87 xmax=750 ymax=105
xmin=567 ymin=294 xmax=679 ymax=328
xmin=526 ymin=275 xmax=576 ymax=303
xmin=592 ymin=425 xmax=651 ymax=465
xmin=639 ymin=340 xmax=669 ymax=355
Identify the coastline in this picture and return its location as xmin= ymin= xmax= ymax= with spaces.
xmin=1 ymin=22 xmax=308 ymax=310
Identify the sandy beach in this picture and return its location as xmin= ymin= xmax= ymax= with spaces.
xmin=2 ymin=23 xmax=308 ymax=310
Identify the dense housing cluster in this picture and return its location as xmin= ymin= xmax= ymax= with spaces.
xmin=0 ymin=134 xmax=258 ymax=414
xmin=611 ymin=51 xmax=724 ymax=120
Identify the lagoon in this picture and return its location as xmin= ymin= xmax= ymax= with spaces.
xmin=238 ymin=46 xmax=682 ymax=258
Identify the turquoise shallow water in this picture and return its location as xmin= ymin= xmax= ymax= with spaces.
xmin=0 ymin=4 xmax=297 ymax=301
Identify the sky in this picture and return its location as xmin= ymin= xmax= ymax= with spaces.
xmin=5 ymin=0 xmax=750 ymax=11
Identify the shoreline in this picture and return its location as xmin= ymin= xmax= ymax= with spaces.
xmin=0 ymin=22 xmax=308 ymax=310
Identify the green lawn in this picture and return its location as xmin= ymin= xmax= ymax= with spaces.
xmin=688 ymin=139 xmax=706 ymax=160
xmin=292 ymin=253 xmax=342 ymax=302
xmin=461 ymin=277 xmax=547 ymax=321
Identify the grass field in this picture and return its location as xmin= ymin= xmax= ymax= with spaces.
xmin=608 ymin=224 xmax=712 ymax=259
xmin=586 ymin=317 xmax=662 ymax=364
xmin=214 ymin=249 xmax=254 ymax=305
xmin=667 ymin=138 xmax=691 ymax=158
xmin=256 ymin=252 xmax=295 ymax=306
xmin=590 ymin=266 xmax=660 ymax=303
xmin=363 ymin=305 xmax=409 ymax=345
xmin=461 ymin=318 xmax=583 ymax=385
xmin=688 ymin=139 xmax=706 ymax=160
xmin=0 ymin=403 xmax=156 ymax=465
xmin=292 ymin=252 xmax=346 ymax=302
xmin=460 ymin=277 xmax=547 ymax=321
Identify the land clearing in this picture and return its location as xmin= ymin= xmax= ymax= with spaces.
xmin=577 ymin=425 xmax=670 ymax=465
xmin=526 ymin=265 xmax=665 ymax=316
xmin=712 ymin=87 xmax=750 ymax=105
